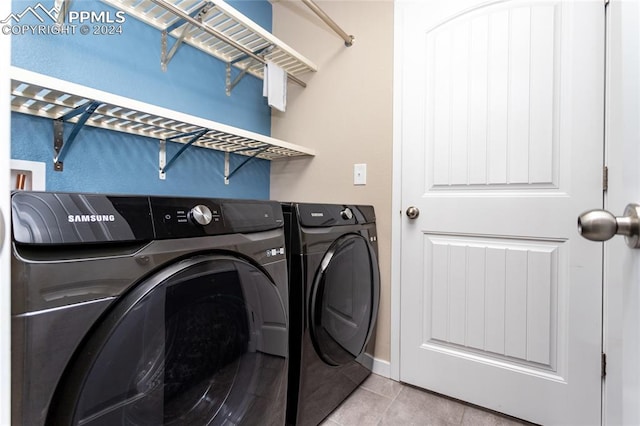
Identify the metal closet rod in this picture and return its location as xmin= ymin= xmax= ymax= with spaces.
xmin=301 ymin=0 xmax=354 ymax=47
xmin=148 ymin=0 xmax=307 ymax=87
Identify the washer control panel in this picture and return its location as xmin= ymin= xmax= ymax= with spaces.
xmin=151 ymin=198 xmax=225 ymax=238
xmin=11 ymin=192 xmax=284 ymax=243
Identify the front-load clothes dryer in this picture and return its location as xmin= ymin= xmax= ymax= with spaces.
xmin=282 ymin=203 xmax=380 ymax=426
xmin=11 ymin=191 xmax=289 ymax=426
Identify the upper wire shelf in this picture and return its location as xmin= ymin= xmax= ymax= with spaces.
xmin=100 ymin=0 xmax=318 ymax=86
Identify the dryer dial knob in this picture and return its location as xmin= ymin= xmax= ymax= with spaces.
xmin=190 ymin=205 xmax=213 ymax=226
xmin=341 ymin=207 xmax=354 ymax=220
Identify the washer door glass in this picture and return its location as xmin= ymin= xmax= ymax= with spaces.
xmin=48 ymin=255 xmax=288 ymax=426
xmin=310 ymin=233 xmax=380 ymax=366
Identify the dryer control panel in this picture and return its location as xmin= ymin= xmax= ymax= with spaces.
xmin=296 ymin=203 xmax=376 ymax=227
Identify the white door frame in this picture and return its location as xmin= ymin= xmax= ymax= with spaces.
xmin=390 ymin=1 xmax=640 ymax=425
xmin=601 ymin=0 xmax=640 ymax=424
xmin=390 ymin=0 xmax=424 ymax=383
xmin=389 ymin=0 xmax=405 ymax=382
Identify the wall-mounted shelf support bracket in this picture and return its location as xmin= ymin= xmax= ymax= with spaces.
xmin=224 ymin=145 xmax=269 ymax=184
xmin=159 ymin=128 xmax=208 ymax=179
xmin=226 ymin=62 xmax=250 ymax=96
xmin=55 ymin=0 xmax=71 ymax=25
xmin=53 ymin=100 xmax=101 ymax=171
xmin=225 ymin=45 xmax=274 ymax=96
xmin=161 ymin=3 xmax=211 ymax=71
xmin=159 ymin=140 xmax=167 ymax=180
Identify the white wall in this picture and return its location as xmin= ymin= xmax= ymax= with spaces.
xmin=270 ymin=0 xmax=394 ymax=362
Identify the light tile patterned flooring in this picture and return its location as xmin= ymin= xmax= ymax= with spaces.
xmin=320 ymin=374 xmax=536 ymax=426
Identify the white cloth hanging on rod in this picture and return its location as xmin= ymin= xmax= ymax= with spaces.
xmin=263 ymin=61 xmax=287 ymax=112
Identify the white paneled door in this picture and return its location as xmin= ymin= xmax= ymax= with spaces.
xmin=397 ymin=0 xmax=605 ymax=424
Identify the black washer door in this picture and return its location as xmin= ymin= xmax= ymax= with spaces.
xmin=48 ymin=255 xmax=288 ymax=426
xmin=310 ymin=233 xmax=380 ymax=366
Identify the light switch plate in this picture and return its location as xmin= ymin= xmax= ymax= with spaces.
xmin=354 ymin=163 xmax=367 ymax=185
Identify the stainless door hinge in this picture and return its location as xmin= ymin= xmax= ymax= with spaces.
xmin=602 ymin=353 xmax=607 ymax=378
xmin=603 ymin=166 xmax=609 ymax=192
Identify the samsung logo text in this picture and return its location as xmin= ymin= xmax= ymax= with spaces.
xmin=68 ymin=214 xmax=116 ymax=223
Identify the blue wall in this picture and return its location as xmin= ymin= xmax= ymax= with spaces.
xmin=10 ymin=0 xmax=273 ymax=199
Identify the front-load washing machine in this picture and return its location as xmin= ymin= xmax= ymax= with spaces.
xmin=11 ymin=191 xmax=289 ymax=426
xmin=282 ymin=203 xmax=380 ymax=426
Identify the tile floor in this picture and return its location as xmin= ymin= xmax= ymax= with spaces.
xmin=320 ymin=374 xmax=536 ymax=426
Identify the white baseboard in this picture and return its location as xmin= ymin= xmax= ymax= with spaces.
xmin=372 ymin=358 xmax=391 ymax=378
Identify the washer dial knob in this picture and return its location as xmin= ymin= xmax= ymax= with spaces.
xmin=340 ymin=207 xmax=354 ymax=220
xmin=190 ymin=205 xmax=213 ymax=226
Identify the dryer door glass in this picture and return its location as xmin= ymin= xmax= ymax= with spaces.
xmin=310 ymin=234 xmax=380 ymax=366
xmin=48 ymin=256 xmax=288 ymax=426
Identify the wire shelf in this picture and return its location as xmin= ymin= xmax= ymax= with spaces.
xmin=10 ymin=67 xmax=316 ymax=161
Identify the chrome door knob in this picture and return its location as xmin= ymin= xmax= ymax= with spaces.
xmin=406 ymin=206 xmax=420 ymax=219
xmin=578 ymin=203 xmax=640 ymax=248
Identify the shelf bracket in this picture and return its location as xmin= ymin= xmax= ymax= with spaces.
xmin=161 ymin=4 xmax=211 ymax=71
xmin=226 ymin=63 xmax=250 ymax=96
xmin=226 ymin=45 xmax=274 ymax=96
xmin=159 ymin=140 xmax=167 ymax=180
xmin=224 ymin=145 xmax=269 ymax=184
xmin=53 ymin=100 xmax=101 ymax=171
xmin=54 ymin=0 xmax=71 ymax=25
xmin=159 ymin=129 xmax=208 ymax=177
